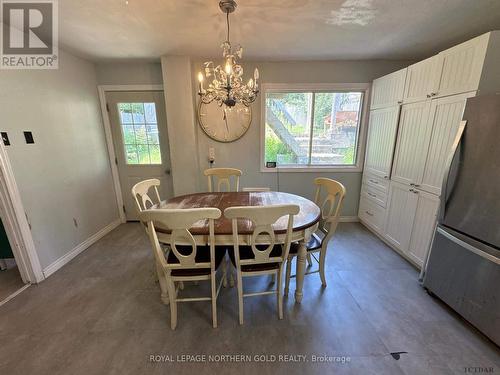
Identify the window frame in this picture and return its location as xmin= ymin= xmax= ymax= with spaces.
xmin=260 ymin=83 xmax=370 ymax=173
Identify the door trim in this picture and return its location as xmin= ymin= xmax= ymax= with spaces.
xmin=97 ymin=85 xmax=164 ymax=223
xmin=0 ymin=137 xmax=44 ymax=283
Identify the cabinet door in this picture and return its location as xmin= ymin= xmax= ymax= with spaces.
xmin=407 ymin=189 xmax=440 ymax=267
xmin=392 ymin=101 xmax=433 ymax=186
xmin=403 ymin=56 xmax=443 ymax=104
xmin=437 ymin=33 xmax=489 ymax=97
xmin=420 ymin=92 xmax=475 ymax=195
xmin=371 ymin=68 xmax=407 ymax=109
xmin=384 ymin=181 xmax=418 ymax=252
xmin=364 ymin=106 xmax=400 ymax=179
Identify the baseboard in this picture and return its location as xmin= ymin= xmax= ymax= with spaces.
xmin=339 ymin=216 xmax=360 ymax=223
xmin=42 ymin=219 xmax=121 ymax=278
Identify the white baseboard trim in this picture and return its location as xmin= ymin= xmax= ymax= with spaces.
xmin=43 ymin=219 xmax=121 ymax=278
xmin=339 ymin=216 xmax=360 ymax=222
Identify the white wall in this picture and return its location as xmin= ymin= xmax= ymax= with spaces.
xmin=189 ymin=59 xmax=413 ymax=216
xmin=95 ymin=61 xmax=163 ymax=85
xmin=0 ymin=50 xmax=119 ymax=271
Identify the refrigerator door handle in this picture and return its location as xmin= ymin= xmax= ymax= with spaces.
xmin=436 ymin=227 xmax=500 ymax=265
xmin=439 ymin=120 xmax=467 ymax=222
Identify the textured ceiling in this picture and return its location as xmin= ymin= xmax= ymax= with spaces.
xmin=58 ymin=0 xmax=500 ymax=61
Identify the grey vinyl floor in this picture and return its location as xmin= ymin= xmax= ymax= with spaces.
xmin=0 ymin=265 xmax=24 ymax=302
xmin=0 ymin=222 xmax=498 ymax=375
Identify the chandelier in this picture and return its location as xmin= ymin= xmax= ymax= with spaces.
xmin=197 ymin=0 xmax=259 ymax=108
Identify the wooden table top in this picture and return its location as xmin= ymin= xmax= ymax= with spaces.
xmin=158 ymin=191 xmax=321 ymax=235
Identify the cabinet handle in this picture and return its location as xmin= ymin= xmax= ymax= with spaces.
xmin=409 ymin=188 xmax=414 ymax=192
xmin=413 ymin=184 xmax=420 ymax=187
xmin=365 ymin=211 xmax=374 ymax=216
xmin=431 ymin=92 xmax=438 ymax=96
xmin=426 ymin=94 xmax=431 ymax=98
xmin=367 ymin=192 xmax=377 ymax=198
xmin=369 ymin=179 xmax=379 ymax=184
xmin=397 ymin=101 xmax=403 ymax=104
xmin=383 ymin=175 xmax=389 ymax=179
xmin=410 ymin=183 xmax=415 ymax=186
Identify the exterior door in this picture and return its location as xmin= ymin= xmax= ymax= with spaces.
xmin=364 ymin=106 xmax=400 ymax=179
xmin=407 ymin=189 xmax=440 ymax=267
xmin=420 ymin=92 xmax=474 ymax=195
xmin=391 ymin=100 xmax=433 ymax=187
xmin=106 ymin=91 xmax=172 ymax=220
xmin=384 ymin=180 xmax=418 ymax=253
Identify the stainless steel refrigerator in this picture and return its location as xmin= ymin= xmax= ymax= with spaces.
xmin=423 ymin=94 xmax=500 ymax=346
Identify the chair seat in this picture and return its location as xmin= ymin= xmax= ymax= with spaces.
xmin=289 ymin=232 xmax=323 ymax=254
xmin=167 ymin=245 xmax=226 ymax=276
xmin=228 ymin=245 xmax=282 ymax=272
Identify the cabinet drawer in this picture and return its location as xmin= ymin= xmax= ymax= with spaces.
xmin=359 ymin=196 xmax=386 ymax=234
xmin=361 ymin=184 xmax=388 ymax=208
xmin=362 ymin=173 xmax=390 ymax=194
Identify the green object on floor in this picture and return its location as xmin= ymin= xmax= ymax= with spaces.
xmin=0 ymin=218 xmax=13 ymax=259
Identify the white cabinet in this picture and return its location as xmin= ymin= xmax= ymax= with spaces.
xmin=403 ymin=56 xmax=442 ymax=103
xmin=420 ymin=92 xmax=475 ymax=195
xmin=407 ymin=190 xmax=440 ymax=267
xmin=358 ymin=196 xmax=387 ymax=234
xmin=384 ymin=181 xmax=418 ymax=252
xmin=371 ymin=68 xmax=407 ymax=109
xmin=437 ymin=33 xmax=490 ymax=98
xmin=391 ymin=101 xmax=433 ymax=186
xmin=364 ymin=106 xmax=400 ymax=179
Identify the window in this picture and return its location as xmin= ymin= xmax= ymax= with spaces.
xmin=117 ymin=102 xmax=162 ymax=164
xmin=262 ymin=84 xmax=368 ymax=171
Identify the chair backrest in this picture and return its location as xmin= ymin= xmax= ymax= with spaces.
xmin=224 ymin=204 xmax=300 ymax=267
xmin=242 ymin=187 xmax=271 ymax=192
xmin=132 ymin=179 xmax=162 ymax=212
xmin=204 ymin=168 xmax=242 ymax=192
xmin=140 ymin=208 xmax=222 ymax=271
xmin=313 ymin=178 xmax=346 ymax=236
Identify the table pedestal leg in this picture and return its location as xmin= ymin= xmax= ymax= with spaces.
xmin=294 ymin=240 xmax=307 ymax=303
xmin=156 ymin=261 xmax=169 ymax=305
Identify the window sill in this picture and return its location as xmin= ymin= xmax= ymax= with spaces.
xmin=260 ymin=165 xmax=362 ymax=173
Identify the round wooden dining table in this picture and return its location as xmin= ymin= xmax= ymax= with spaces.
xmin=155 ymin=191 xmax=321 ymax=303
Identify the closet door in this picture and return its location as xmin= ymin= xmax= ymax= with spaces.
xmin=364 ymin=106 xmax=400 ymax=179
xmin=371 ymin=68 xmax=407 ymax=109
xmin=384 ymin=181 xmax=418 ymax=253
xmin=391 ymin=101 xmax=433 ymax=187
xmin=420 ymin=92 xmax=475 ymax=195
xmin=407 ymin=189 xmax=440 ymax=267
xmin=437 ymin=33 xmax=489 ymax=97
xmin=403 ymin=56 xmax=443 ymax=104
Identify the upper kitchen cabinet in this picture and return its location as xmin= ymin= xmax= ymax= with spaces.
xmin=403 ymin=56 xmax=442 ymax=103
xmin=419 ymin=92 xmax=475 ymax=195
xmin=371 ymin=68 xmax=407 ymax=109
xmin=436 ymin=33 xmax=490 ymax=98
xmin=364 ymin=106 xmax=401 ymax=179
xmin=391 ymin=101 xmax=433 ymax=187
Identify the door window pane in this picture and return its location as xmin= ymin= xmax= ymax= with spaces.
xmin=117 ymin=102 xmax=162 ymax=165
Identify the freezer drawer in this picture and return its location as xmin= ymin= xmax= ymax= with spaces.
xmin=423 ymin=226 xmax=500 ymax=345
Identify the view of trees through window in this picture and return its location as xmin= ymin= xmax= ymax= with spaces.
xmin=264 ymin=91 xmax=363 ymax=166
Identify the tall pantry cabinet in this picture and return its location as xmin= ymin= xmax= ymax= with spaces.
xmin=359 ymin=32 xmax=499 ymax=268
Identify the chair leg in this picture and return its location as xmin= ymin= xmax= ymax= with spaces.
xmin=307 ymin=253 xmax=313 ymax=267
xmin=222 ymin=259 xmax=228 ymax=288
xmin=167 ymin=279 xmax=177 ymax=330
xmin=284 ymin=257 xmax=292 ymax=296
xmin=211 ymin=272 xmax=218 ymax=328
xmin=237 ymin=272 xmax=244 ymax=325
xmin=319 ymin=248 xmax=327 ymax=287
xmin=277 ymin=269 xmax=283 ymax=320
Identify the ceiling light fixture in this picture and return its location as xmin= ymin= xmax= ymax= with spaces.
xmin=197 ymin=0 xmax=259 ymax=108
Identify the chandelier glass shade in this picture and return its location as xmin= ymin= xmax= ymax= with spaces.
xmin=197 ymin=0 xmax=259 ymax=108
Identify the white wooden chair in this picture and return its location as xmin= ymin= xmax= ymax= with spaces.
xmin=140 ymin=208 xmax=226 ymax=329
xmin=131 ymin=178 xmax=163 ymax=211
xmin=284 ymin=178 xmax=345 ymax=295
xmin=204 ymin=168 xmax=242 ymax=192
xmin=242 ymin=187 xmax=271 ymax=192
xmin=224 ymin=204 xmax=300 ymax=325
